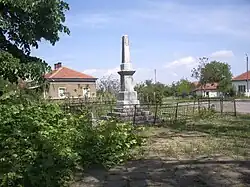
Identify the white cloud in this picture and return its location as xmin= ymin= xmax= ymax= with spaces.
xmin=83 ymin=67 xmax=153 ymax=83
xmin=83 ymin=68 xmax=98 ymax=75
xmin=104 ymin=67 xmax=120 ymax=76
xmin=165 ymin=56 xmax=197 ymax=69
xmin=132 ymin=1 xmax=250 ymax=38
xmin=83 ymin=67 xmax=119 ymax=78
xmin=210 ymin=50 xmax=234 ymax=59
xmin=67 ymin=1 xmax=250 ymax=39
xmin=66 ymin=13 xmax=113 ymax=29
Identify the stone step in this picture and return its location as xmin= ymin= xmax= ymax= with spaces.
xmin=108 ymin=111 xmax=153 ymax=117
xmin=113 ymin=107 xmax=148 ymax=113
xmin=117 ymin=115 xmax=155 ymax=121
xmin=100 ymin=115 xmax=163 ymax=124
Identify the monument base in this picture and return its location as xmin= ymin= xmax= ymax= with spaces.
xmin=116 ymin=91 xmax=140 ymax=107
xmin=105 ymin=105 xmax=162 ymax=125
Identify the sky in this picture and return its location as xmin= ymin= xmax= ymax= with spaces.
xmin=31 ymin=0 xmax=250 ymax=84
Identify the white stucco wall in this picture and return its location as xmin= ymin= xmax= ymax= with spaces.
xmin=232 ymin=80 xmax=250 ymax=93
xmin=195 ymin=90 xmax=220 ymax=98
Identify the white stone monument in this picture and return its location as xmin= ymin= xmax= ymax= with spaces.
xmin=116 ymin=35 xmax=140 ymax=108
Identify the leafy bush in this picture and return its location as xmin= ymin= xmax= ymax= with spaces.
xmin=76 ymin=120 xmax=144 ymax=168
xmin=0 ymin=95 xmax=82 ymax=187
xmin=0 ymin=94 xmax=143 ymax=186
xmin=193 ymin=107 xmax=216 ymax=120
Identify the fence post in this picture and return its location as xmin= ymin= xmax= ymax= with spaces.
xmin=110 ymin=103 xmax=113 ymax=114
xmin=220 ymin=98 xmax=223 ymax=115
xmin=175 ymin=102 xmax=179 ymax=121
xmin=192 ymin=100 xmax=196 ymax=114
xmin=233 ymin=99 xmax=237 ymax=116
xmin=133 ymin=104 xmax=137 ymax=125
xmin=198 ymin=99 xmax=201 ymax=115
xmin=153 ymin=103 xmax=158 ymax=125
xmin=208 ymin=98 xmax=211 ymax=109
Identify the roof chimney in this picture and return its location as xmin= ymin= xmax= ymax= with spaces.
xmin=54 ymin=62 xmax=62 ymax=70
xmin=57 ymin=62 xmax=62 ymax=68
xmin=54 ymin=63 xmax=58 ymax=70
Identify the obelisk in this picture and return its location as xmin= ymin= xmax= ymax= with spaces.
xmin=117 ymin=35 xmax=140 ymax=108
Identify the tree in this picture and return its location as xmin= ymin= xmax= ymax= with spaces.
xmin=96 ymin=75 xmax=120 ymax=101
xmin=191 ymin=57 xmax=233 ymax=93
xmin=175 ymin=79 xmax=194 ymax=97
xmin=135 ymin=80 xmax=172 ymax=104
xmin=97 ymin=75 xmax=120 ymax=95
xmin=0 ymin=0 xmax=70 ymax=88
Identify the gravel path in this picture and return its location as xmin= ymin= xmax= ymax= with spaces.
xmin=72 ymin=158 xmax=250 ymax=187
xmin=71 ymin=126 xmax=250 ymax=187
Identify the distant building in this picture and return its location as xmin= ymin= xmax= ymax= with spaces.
xmin=232 ymin=71 xmax=250 ymax=96
xmin=192 ymin=82 xmax=221 ymax=98
xmin=44 ymin=62 xmax=97 ymax=99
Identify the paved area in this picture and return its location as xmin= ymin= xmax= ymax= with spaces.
xmin=71 ymin=158 xmax=250 ymax=187
xmin=71 ymin=125 xmax=250 ymax=187
xmin=178 ymin=101 xmax=250 ymax=114
xmin=235 ymin=102 xmax=250 ymax=114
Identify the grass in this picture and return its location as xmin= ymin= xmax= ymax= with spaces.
xmin=137 ymin=115 xmax=250 ymax=160
xmin=71 ymin=114 xmax=250 ymax=187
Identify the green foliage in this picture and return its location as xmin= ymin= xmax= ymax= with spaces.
xmin=135 ymin=80 xmax=172 ymax=104
xmin=0 ymin=0 xmax=69 ymax=88
xmin=0 ymin=0 xmax=69 ymax=53
xmin=0 ymin=95 xmax=80 ymax=187
xmin=191 ymin=57 xmax=233 ymax=93
xmin=77 ymin=121 xmax=144 ymax=168
xmin=0 ymin=94 xmax=143 ymax=187
xmin=174 ymin=79 xmax=194 ymax=97
xmin=97 ymin=75 xmax=120 ymax=96
xmin=193 ymin=107 xmax=216 ymax=120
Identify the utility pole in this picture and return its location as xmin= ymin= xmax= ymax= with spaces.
xmin=246 ymin=54 xmax=249 ymax=94
xmin=154 ymin=69 xmax=157 ymax=84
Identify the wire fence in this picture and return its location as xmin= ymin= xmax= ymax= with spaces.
xmin=60 ymin=98 xmax=238 ymax=125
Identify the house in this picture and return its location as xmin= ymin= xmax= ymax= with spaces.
xmin=192 ymin=82 xmax=221 ymax=98
xmin=44 ymin=62 xmax=98 ymax=99
xmin=232 ymin=71 xmax=250 ymax=96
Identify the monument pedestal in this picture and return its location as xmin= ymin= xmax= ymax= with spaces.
xmin=116 ymin=66 xmax=140 ymax=108
xmin=104 ymin=35 xmax=162 ymax=124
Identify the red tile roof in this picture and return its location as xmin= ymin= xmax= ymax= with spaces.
xmin=44 ymin=67 xmax=95 ymax=79
xmin=192 ymin=82 xmax=218 ymax=91
xmin=232 ymin=71 xmax=250 ymax=81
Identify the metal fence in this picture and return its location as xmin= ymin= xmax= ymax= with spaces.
xmin=197 ymin=98 xmax=237 ymax=116
xmin=61 ymin=98 xmax=238 ymax=125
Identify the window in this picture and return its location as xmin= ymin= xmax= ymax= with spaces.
xmin=238 ymin=85 xmax=246 ymax=93
xmin=58 ymin=87 xmax=66 ymax=98
xmin=83 ymin=87 xmax=90 ymax=98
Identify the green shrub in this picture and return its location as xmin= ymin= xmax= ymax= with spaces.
xmin=194 ymin=107 xmax=216 ymax=120
xmin=76 ymin=120 xmax=144 ymax=168
xmin=0 ymin=94 xmax=143 ymax=186
xmin=0 ymin=96 xmax=83 ymax=187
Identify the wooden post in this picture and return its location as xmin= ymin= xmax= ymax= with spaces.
xmin=153 ymin=104 xmax=158 ymax=125
xmin=193 ymin=100 xmax=196 ymax=114
xmin=110 ymin=103 xmax=113 ymax=114
xmin=175 ymin=102 xmax=179 ymax=121
xmin=220 ymin=98 xmax=223 ymax=115
xmin=233 ymin=99 xmax=237 ymax=116
xmin=133 ymin=104 xmax=137 ymax=125
xmin=198 ymin=98 xmax=201 ymax=115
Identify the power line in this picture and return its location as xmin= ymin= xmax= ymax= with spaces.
xmin=154 ymin=69 xmax=157 ymax=84
xmin=246 ymin=54 xmax=249 ymax=94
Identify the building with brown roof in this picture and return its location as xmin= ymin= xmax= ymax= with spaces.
xmin=192 ymin=82 xmax=221 ymax=97
xmin=44 ymin=62 xmax=97 ymax=99
xmin=232 ymin=71 xmax=250 ymax=96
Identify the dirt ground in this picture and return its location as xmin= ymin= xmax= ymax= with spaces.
xmin=71 ymin=116 xmax=250 ymax=187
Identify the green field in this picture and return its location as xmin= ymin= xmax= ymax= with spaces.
xmin=71 ymin=115 xmax=250 ymax=187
